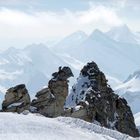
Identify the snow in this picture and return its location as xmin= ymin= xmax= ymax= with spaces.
xmin=0 ymin=59 xmax=9 ymax=65
xmin=106 ymin=75 xmax=122 ymax=89
xmin=56 ymin=53 xmax=84 ymax=70
xmin=0 ymin=113 xmax=137 ymax=140
xmin=135 ymin=112 xmax=140 ymax=127
xmin=0 ymin=25 xmax=140 ymax=117
xmin=0 ymin=69 xmax=23 ymax=80
xmin=134 ymin=112 xmax=140 ymax=133
xmin=106 ymin=25 xmax=139 ymax=44
xmin=115 ymin=71 xmax=140 ymax=114
xmin=52 ymin=27 xmax=140 ymax=81
xmin=115 ymin=78 xmax=140 ymax=93
xmin=0 ymin=85 xmax=7 ymax=93
xmin=52 ymin=30 xmax=87 ymax=52
xmin=66 ymin=75 xmax=90 ymax=107
xmin=7 ymin=102 xmax=24 ymax=108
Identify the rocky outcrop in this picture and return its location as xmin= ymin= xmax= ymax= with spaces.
xmin=31 ymin=66 xmax=73 ymax=117
xmin=2 ymin=84 xmax=30 ymax=113
xmin=65 ymin=62 xmax=139 ymax=137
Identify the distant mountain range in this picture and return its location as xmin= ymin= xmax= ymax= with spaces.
xmin=0 ymin=24 xmax=140 ymax=113
xmin=106 ymin=24 xmax=140 ymax=44
xmin=52 ymin=24 xmax=140 ymax=80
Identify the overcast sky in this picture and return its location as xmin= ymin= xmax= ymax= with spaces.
xmin=0 ymin=0 xmax=139 ymax=49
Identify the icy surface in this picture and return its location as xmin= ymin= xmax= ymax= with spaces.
xmin=0 ymin=113 xmax=137 ymax=140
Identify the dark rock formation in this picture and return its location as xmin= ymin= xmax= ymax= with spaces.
xmin=2 ymin=84 xmax=30 ymax=113
xmin=31 ymin=66 xmax=73 ymax=117
xmin=65 ymin=61 xmax=139 ymax=137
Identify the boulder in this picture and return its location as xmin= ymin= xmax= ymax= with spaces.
xmin=2 ymin=84 xmax=30 ymax=113
xmin=65 ymin=61 xmax=139 ymax=137
xmin=31 ymin=66 xmax=73 ymax=117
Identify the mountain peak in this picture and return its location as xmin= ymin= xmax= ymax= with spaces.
xmin=106 ymin=24 xmax=137 ymax=44
xmin=88 ymin=29 xmax=110 ymax=41
xmin=90 ymin=29 xmax=103 ymax=37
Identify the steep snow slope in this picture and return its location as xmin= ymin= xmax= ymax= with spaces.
xmin=106 ymin=25 xmax=140 ymax=44
xmin=115 ymin=70 xmax=140 ymax=114
xmin=0 ymin=113 xmax=136 ymax=140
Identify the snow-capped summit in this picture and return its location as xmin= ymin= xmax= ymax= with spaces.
xmin=115 ymin=70 xmax=140 ymax=114
xmin=89 ymin=29 xmax=109 ymax=40
xmin=106 ymin=24 xmax=139 ymax=44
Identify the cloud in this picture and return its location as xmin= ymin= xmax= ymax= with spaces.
xmin=0 ymin=4 xmax=123 ymax=48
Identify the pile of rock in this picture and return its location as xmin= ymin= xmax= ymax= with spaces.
xmin=65 ymin=61 xmax=139 ymax=137
xmin=2 ymin=84 xmax=30 ymax=113
xmin=31 ymin=66 xmax=73 ymax=117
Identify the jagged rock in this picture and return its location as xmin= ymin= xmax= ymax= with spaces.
xmin=65 ymin=61 xmax=139 ymax=137
xmin=31 ymin=66 xmax=73 ymax=117
xmin=2 ymin=84 xmax=30 ymax=113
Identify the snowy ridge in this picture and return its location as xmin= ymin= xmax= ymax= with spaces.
xmin=0 ymin=113 xmax=138 ymax=140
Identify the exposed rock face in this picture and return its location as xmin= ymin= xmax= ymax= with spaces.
xmin=2 ymin=84 xmax=30 ymax=113
xmin=31 ymin=66 xmax=73 ymax=117
xmin=66 ymin=62 xmax=139 ymax=137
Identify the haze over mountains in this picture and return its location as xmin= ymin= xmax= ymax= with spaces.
xmin=0 ymin=24 xmax=140 ymax=114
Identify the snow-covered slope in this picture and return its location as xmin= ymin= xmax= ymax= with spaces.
xmin=0 ymin=113 xmax=136 ymax=140
xmin=106 ymin=25 xmax=140 ymax=44
xmin=115 ymin=70 xmax=140 ymax=114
